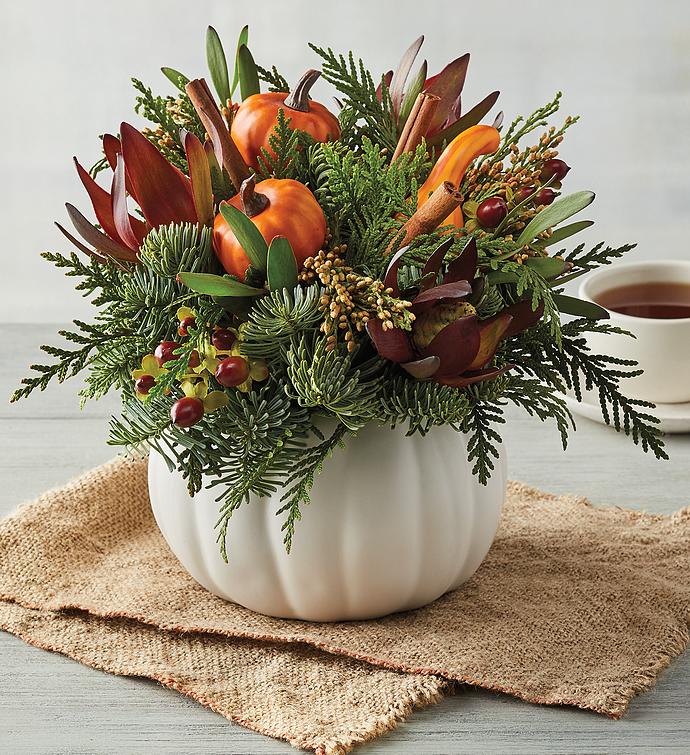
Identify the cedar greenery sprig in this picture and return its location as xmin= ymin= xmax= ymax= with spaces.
xmin=308 ymin=43 xmax=398 ymax=151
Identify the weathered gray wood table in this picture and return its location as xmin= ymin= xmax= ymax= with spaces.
xmin=2 ymin=324 xmax=689 ymax=754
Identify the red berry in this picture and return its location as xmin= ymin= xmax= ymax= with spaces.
xmin=514 ymin=186 xmax=535 ymax=204
xmin=215 ymin=356 xmax=250 ymax=387
xmin=134 ymin=374 xmax=155 ymax=395
xmin=154 ymin=341 xmax=179 ymax=366
xmin=540 ymin=158 xmax=570 ymax=182
xmin=170 ymin=397 xmax=204 ymax=427
xmin=476 ymin=196 xmax=508 ymax=229
xmin=535 ymin=188 xmax=558 ymax=206
xmin=188 ymin=350 xmax=201 ymax=369
xmin=178 ymin=316 xmax=196 ymax=336
xmin=212 ymin=328 xmax=236 ymax=351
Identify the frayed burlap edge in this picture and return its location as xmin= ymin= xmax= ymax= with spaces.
xmin=0 ymin=600 xmax=449 ymax=755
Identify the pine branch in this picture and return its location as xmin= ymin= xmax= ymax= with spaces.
xmin=375 ymin=372 xmax=473 ymax=435
xmin=241 ymin=285 xmax=323 ymax=361
xmin=285 ymin=335 xmax=381 ymax=431
xmin=277 ymin=422 xmax=349 ymax=552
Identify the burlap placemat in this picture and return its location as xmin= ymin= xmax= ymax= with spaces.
xmin=1 ymin=456 xmax=689 ymax=753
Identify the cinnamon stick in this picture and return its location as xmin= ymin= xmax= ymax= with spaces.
xmin=390 ymin=181 xmax=462 ymax=250
xmin=391 ymin=92 xmax=440 ymax=162
xmin=185 ymin=78 xmax=250 ymax=191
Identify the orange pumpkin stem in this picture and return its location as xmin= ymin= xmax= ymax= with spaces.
xmin=284 ymin=69 xmax=321 ymax=113
xmin=239 ymin=175 xmax=270 ymax=218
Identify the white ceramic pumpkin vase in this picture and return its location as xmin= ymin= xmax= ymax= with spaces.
xmin=148 ymin=422 xmax=506 ymax=622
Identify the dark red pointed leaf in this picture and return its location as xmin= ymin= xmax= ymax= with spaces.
xmin=366 ymin=319 xmax=414 ymax=364
xmin=427 ymin=91 xmax=500 ymax=148
xmin=102 ymin=134 xmax=137 ymax=197
xmin=421 ymin=315 xmax=480 ymax=378
xmin=466 ymin=313 xmax=513 ymax=371
xmin=55 ymin=222 xmax=107 ymax=263
xmin=423 ymin=53 xmax=470 ymax=135
xmin=376 ymin=71 xmax=393 ymax=104
xmin=389 ymin=36 xmax=423 ymax=114
xmin=468 ymin=277 xmax=485 ymax=306
xmin=383 ymin=244 xmax=410 ymax=297
xmin=440 ymin=94 xmax=462 ymax=130
xmin=74 ymin=157 xmax=124 ymax=246
xmin=502 ymin=300 xmax=545 ymax=339
xmin=411 ymin=281 xmax=472 ymax=313
xmin=120 ymin=122 xmax=197 ymax=228
xmin=102 ymin=134 xmax=120 ymax=170
xmin=437 ymin=363 xmax=513 ymax=388
xmin=112 ymin=154 xmax=146 ymax=250
xmin=65 ymin=203 xmax=138 ymax=262
xmin=420 ymin=237 xmax=453 ymax=287
xmin=401 ymin=356 xmax=440 ymax=379
xmin=444 ymin=237 xmax=478 ymax=284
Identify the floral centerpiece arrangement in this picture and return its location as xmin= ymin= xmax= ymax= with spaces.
xmin=14 ymin=27 xmax=666 ymax=566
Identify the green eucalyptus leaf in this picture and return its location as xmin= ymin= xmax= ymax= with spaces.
xmin=517 ymin=191 xmax=595 ymax=246
xmin=267 ymin=236 xmax=299 ymax=291
xmin=486 ymin=270 xmax=519 ymax=285
xmin=178 ymin=272 xmax=264 ymax=297
xmin=219 ymin=203 xmax=268 ymax=271
xmin=553 ymin=293 xmax=609 ymax=320
xmin=231 ymin=25 xmax=249 ymax=97
xmin=398 ymin=60 xmax=427 ymax=125
xmin=238 ymin=44 xmax=260 ymax=100
xmin=534 ymin=220 xmax=594 ymax=248
xmin=161 ymin=67 xmax=190 ymax=92
xmin=523 ymin=256 xmax=568 ymax=279
xmin=214 ymin=295 xmax=255 ymax=316
xmin=206 ymin=26 xmax=231 ymax=105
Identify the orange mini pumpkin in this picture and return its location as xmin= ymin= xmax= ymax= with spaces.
xmin=230 ymin=69 xmax=340 ymax=170
xmin=213 ymin=176 xmax=327 ymax=278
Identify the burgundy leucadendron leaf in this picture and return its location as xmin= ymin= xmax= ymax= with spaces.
xmin=501 ymin=300 xmax=545 ymax=339
xmin=73 ymin=158 xmax=125 ymax=246
xmin=119 ymin=122 xmax=197 ymax=228
xmin=444 ymin=238 xmax=478 ymax=284
xmin=389 ymin=36 xmax=424 ymax=114
xmin=420 ymin=237 xmax=453 ymax=285
xmin=366 ymin=319 xmax=415 ymax=364
xmin=112 ymin=154 xmax=146 ymax=250
xmin=401 ymin=356 xmax=440 ymax=379
xmin=466 ymin=313 xmax=513 ymax=371
xmin=383 ymin=244 xmax=410 ymax=297
xmin=420 ymin=315 xmax=480 ymax=378
xmin=427 ymin=91 xmax=500 ymax=148
xmin=410 ymin=280 xmax=473 ymax=312
xmin=65 ymin=203 xmax=138 ymax=262
xmin=423 ymin=53 xmax=470 ymax=136
xmin=102 ymin=134 xmax=136 ymax=197
xmin=55 ymin=222 xmax=107 ymax=263
xmin=182 ymin=130 xmax=214 ymax=227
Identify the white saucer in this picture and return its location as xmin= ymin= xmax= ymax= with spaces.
xmin=560 ymin=388 xmax=690 ymax=434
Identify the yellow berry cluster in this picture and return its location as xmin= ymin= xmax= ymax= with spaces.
xmin=300 ymin=248 xmax=415 ymax=352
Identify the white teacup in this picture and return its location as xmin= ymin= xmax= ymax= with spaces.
xmin=579 ymin=260 xmax=690 ymax=404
